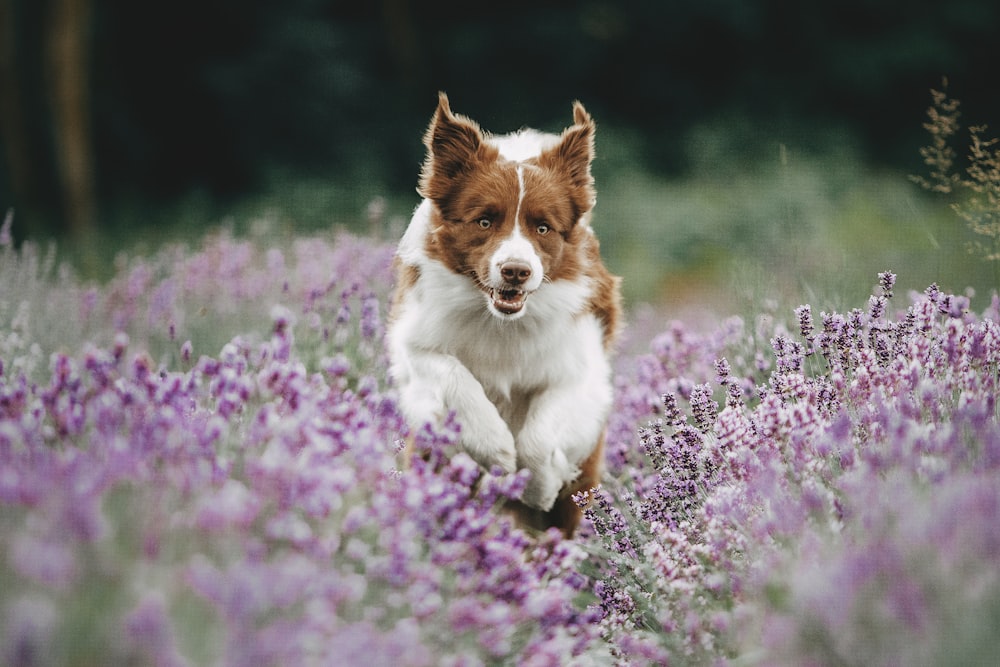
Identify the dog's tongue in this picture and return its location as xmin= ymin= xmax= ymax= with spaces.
xmin=493 ymin=288 xmax=527 ymax=315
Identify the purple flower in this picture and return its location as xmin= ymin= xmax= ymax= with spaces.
xmin=194 ymin=479 xmax=261 ymax=531
xmin=180 ymin=339 xmax=193 ymax=363
xmin=688 ymin=383 xmax=717 ymax=433
xmin=878 ymin=271 xmax=896 ymax=298
xmin=2 ymin=596 xmax=58 ymax=666
xmin=869 ymin=294 xmax=886 ymax=320
xmin=0 ymin=208 xmax=13 ymax=247
xmin=5 ymin=213 xmax=1000 ymax=667
xmin=125 ymin=593 xmax=190 ymax=667
xmin=795 ymin=304 xmax=814 ymax=341
xmin=8 ymin=533 xmax=78 ymax=589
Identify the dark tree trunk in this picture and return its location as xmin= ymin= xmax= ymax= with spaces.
xmin=46 ymin=0 xmax=96 ymax=239
xmin=0 ymin=0 xmax=40 ymax=219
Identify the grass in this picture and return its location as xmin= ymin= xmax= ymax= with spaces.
xmin=594 ymin=135 xmax=995 ymax=316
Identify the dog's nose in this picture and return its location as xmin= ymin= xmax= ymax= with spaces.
xmin=499 ymin=261 xmax=532 ymax=285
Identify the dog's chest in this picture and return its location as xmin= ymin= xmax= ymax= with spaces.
xmin=448 ymin=317 xmax=575 ymax=436
xmin=446 ymin=312 xmax=567 ymax=391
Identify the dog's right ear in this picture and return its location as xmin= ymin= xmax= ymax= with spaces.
xmin=419 ymin=93 xmax=491 ymax=201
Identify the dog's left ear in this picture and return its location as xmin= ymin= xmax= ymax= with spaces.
xmin=540 ymin=102 xmax=596 ymax=211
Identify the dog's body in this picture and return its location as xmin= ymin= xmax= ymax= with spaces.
xmin=388 ymin=94 xmax=621 ymax=535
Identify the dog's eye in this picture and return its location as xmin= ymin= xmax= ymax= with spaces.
xmin=536 ymin=223 xmax=550 ymax=235
xmin=477 ymin=217 xmax=492 ymax=229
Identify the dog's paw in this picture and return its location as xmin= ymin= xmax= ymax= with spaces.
xmin=483 ymin=443 xmax=518 ymax=476
xmin=519 ymin=467 xmax=561 ymax=512
xmin=461 ymin=416 xmax=517 ymax=475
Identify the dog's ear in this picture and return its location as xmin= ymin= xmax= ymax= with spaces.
xmin=419 ymin=93 xmax=491 ymax=201
xmin=539 ymin=102 xmax=596 ymax=212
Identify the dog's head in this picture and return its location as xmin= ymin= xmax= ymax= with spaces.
xmin=418 ymin=93 xmax=597 ymax=320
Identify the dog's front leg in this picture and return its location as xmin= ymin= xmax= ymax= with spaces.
xmin=516 ymin=378 xmax=612 ymax=511
xmin=397 ymin=351 xmax=517 ymax=473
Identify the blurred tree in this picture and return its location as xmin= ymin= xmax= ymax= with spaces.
xmin=1 ymin=0 xmax=999 ymax=241
xmin=47 ymin=0 xmax=96 ymax=238
xmin=0 ymin=4 xmax=21 ymax=179
xmin=0 ymin=0 xmax=42 ymax=228
xmin=0 ymin=0 xmax=95 ymax=238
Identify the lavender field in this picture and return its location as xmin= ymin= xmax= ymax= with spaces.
xmin=1 ymin=208 xmax=999 ymax=666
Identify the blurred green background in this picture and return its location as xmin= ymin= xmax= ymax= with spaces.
xmin=2 ymin=0 xmax=999 ymax=311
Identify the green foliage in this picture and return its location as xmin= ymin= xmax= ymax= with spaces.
xmin=594 ymin=127 xmax=995 ymax=311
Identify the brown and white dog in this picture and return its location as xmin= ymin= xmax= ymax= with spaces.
xmin=388 ymin=93 xmax=622 ymax=536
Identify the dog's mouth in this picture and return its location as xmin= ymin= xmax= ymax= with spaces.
xmin=489 ymin=286 xmax=529 ymax=315
xmin=469 ymin=271 xmax=534 ymax=317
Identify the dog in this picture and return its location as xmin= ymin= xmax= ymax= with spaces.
xmin=387 ymin=93 xmax=622 ymax=536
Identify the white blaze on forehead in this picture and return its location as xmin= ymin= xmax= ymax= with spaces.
xmin=488 ymin=164 xmax=543 ymax=292
xmin=489 ymin=129 xmax=560 ymax=162
xmin=513 ymin=164 xmax=527 ymax=228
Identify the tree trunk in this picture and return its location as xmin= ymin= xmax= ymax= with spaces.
xmin=46 ymin=0 xmax=96 ymax=239
xmin=0 ymin=0 xmax=39 ymax=220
